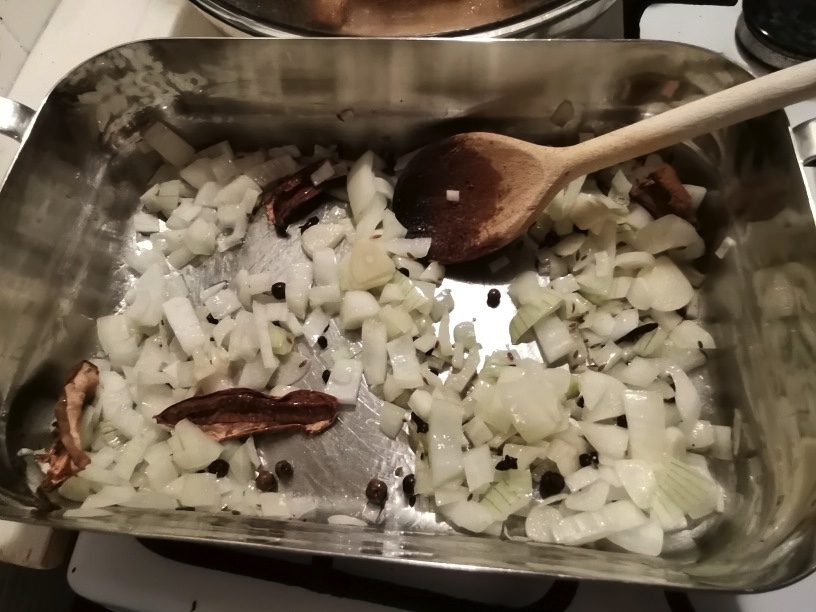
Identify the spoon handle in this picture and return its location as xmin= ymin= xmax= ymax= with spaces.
xmin=562 ymin=58 xmax=816 ymax=178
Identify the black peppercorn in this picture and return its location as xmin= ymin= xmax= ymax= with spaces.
xmin=589 ymin=451 xmax=599 ymax=465
xmin=206 ymin=314 xmax=218 ymax=324
xmin=255 ymin=470 xmax=278 ymax=492
xmin=206 ymin=458 xmax=229 ymax=478
xmin=495 ymin=455 xmax=519 ymax=471
xmin=578 ymin=453 xmax=594 ymax=468
xmin=402 ymin=474 xmax=416 ymax=498
xmin=366 ymin=479 xmax=388 ymax=506
xmin=322 ymin=369 xmax=331 ymax=383
xmin=616 ymin=414 xmax=628 ymax=428
xmin=538 ymin=471 xmax=566 ymax=498
xmin=271 ymin=282 xmax=286 ymax=300
xmin=317 ymin=335 xmax=328 ymax=349
xmin=398 ymin=267 xmax=410 ymax=277
xmin=275 ymin=460 xmax=294 ymax=480
xmin=486 ymin=289 xmax=501 ymax=308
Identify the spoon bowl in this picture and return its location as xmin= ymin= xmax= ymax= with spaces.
xmin=393 ymin=58 xmax=816 ymax=264
xmin=393 ymin=133 xmax=573 ymax=264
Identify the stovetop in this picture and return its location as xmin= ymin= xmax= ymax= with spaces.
xmin=68 ymin=533 xmax=816 ymax=612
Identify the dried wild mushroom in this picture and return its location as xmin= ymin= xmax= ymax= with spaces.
xmin=630 ymin=163 xmax=696 ymax=225
xmin=38 ymin=361 xmax=99 ymax=491
xmin=155 ymin=388 xmax=339 ymax=442
xmin=262 ymin=161 xmax=340 ymax=231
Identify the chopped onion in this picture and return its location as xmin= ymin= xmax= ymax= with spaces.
xmin=325 ymin=358 xmax=363 ymax=404
xmin=340 ymin=291 xmax=380 ymax=330
xmin=428 ymin=398 xmax=465 ymax=488
xmin=578 ymin=422 xmax=628 ymax=460
xmin=628 ymin=256 xmax=694 ymax=312
xmin=144 ymin=122 xmax=194 ymax=168
xmin=565 ymin=480 xmax=610 ymax=512
xmin=347 ymin=239 xmax=395 ymax=290
xmin=510 ymin=294 xmax=562 ymax=344
xmin=624 ymin=390 xmax=666 ymax=462
xmin=533 ymin=316 xmax=575 ymax=364
xmin=551 ymin=500 xmax=647 ymax=546
xmin=462 ymin=444 xmax=495 ymax=492
xmin=97 ymin=315 xmax=140 ymax=367
xmin=525 ymin=504 xmax=563 ymax=543
xmin=607 ymin=520 xmax=663 ymax=556
xmin=205 ymin=289 xmax=242 ymax=320
xmin=378 ymin=401 xmax=406 ymax=439
xmin=302 ymin=223 xmax=345 ymax=259
xmin=286 ymin=262 xmax=313 ymax=320
xmin=361 ymin=319 xmax=387 ymax=386
xmin=386 ymin=334 xmax=424 ymax=389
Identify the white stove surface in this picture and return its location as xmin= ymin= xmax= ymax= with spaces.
xmin=0 ymin=0 xmax=813 ymax=608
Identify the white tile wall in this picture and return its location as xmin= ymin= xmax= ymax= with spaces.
xmin=0 ymin=0 xmax=59 ymax=94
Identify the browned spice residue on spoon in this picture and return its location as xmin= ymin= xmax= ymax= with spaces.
xmin=38 ymin=361 xmax=99 ymax=491
xmin=154 ymin=388 xmax=340 ymax=442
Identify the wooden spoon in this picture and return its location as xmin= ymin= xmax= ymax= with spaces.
xmin=393 ymin=58 xmax=816 ymax=265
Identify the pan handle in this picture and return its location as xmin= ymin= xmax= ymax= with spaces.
xmin=0 ymin=97 xmax=35 ymax=143
xmin=793 ymin=118 xmax=816 ymax=167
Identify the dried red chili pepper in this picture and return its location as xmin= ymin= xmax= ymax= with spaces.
xmin=261 ymin=161 xmax=341 ymax=231
xmin=630 ymin=163 xmax=695 ymax=225
xmin=39 ymin=361 xmax=99 ymax=491
xmin=155 ymin=388 xmax=339 ymax=442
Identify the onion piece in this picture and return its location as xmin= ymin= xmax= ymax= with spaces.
xmin=624 ymin=390 xmax=666 ymax=462
xmin=347 ymin=151 xmax=377 ymax=220
xmin=361 ymin=320 xmax=387 ymax=386
xmin=533 ymin=316 xmax=575 ymax=364
xmin=579 ymin=422 xmax=628 ymax=460
xmin=313 ymin=247 xmax=339 ymax=287
xmin=382 ymin=238 xmax=432 ymax=259
xmin=664 ymin=365 xmax=701 ymax=424
xmin=614 ymin=460 xmax=657 ymax=509
xmin=462 ymin=445 xmax=495 ymax=492
xmin=340 ymin=291 xmax=380 ymax=330
xmin=607 ymin=520 xmax=663 ymax=556
xmin=525 ymin=504 xmax=563 ymax=543
xmin=668 ymin=320 xmax=716 ymax=350
xmin=144 ymin=123 xmax=194 ymax=168
xmin=286 ymin=262 xmax=313 ymax=320
xmin=565 ymin=480 xmax=610 ymax=512
xmin=655 ymin=459 xmax=718 ymax=519
xmin=509 ymin=294 xmax=562 ymax=344
xmin=97 ymin=315 xmax=140 ymax=367
xmin=379 ymin=402 xmax=406 ymax=439
xmin=386 ymin=334 xmax=424 ymax=389
xmin=551 ymin=500 xmax=647 ymax=546
xmin=579 ymin=371 xmax=626 ymax=422
xmin=163 ymin=297 xmax=207 ymax=355
xmin=628 ymin=256 xmax=694 ymax=312
xmin=632 ymin=215 xmax=704 ymax=261
xmin=301 ymin=223 xmax=345 ymax=258
xmin=325 ymin=359 xmax=363 ymax=405
xmin=347 ymin=239 xmax=395 ymax=290
xmin=500 ymin=372 xmax=566 ymax=444
xmin=205 ymin=289 xmax=242 ymax=320
xmin=440 ymin=500 xmax=496 ymax=534
xmin=428 ymin=398 xmax=465 ymax=488
xmin=169 ymin=419 xmax=223 ymax=471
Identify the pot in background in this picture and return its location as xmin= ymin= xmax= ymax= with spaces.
xmin=188 ymin=0 xmax=617 ymax=38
